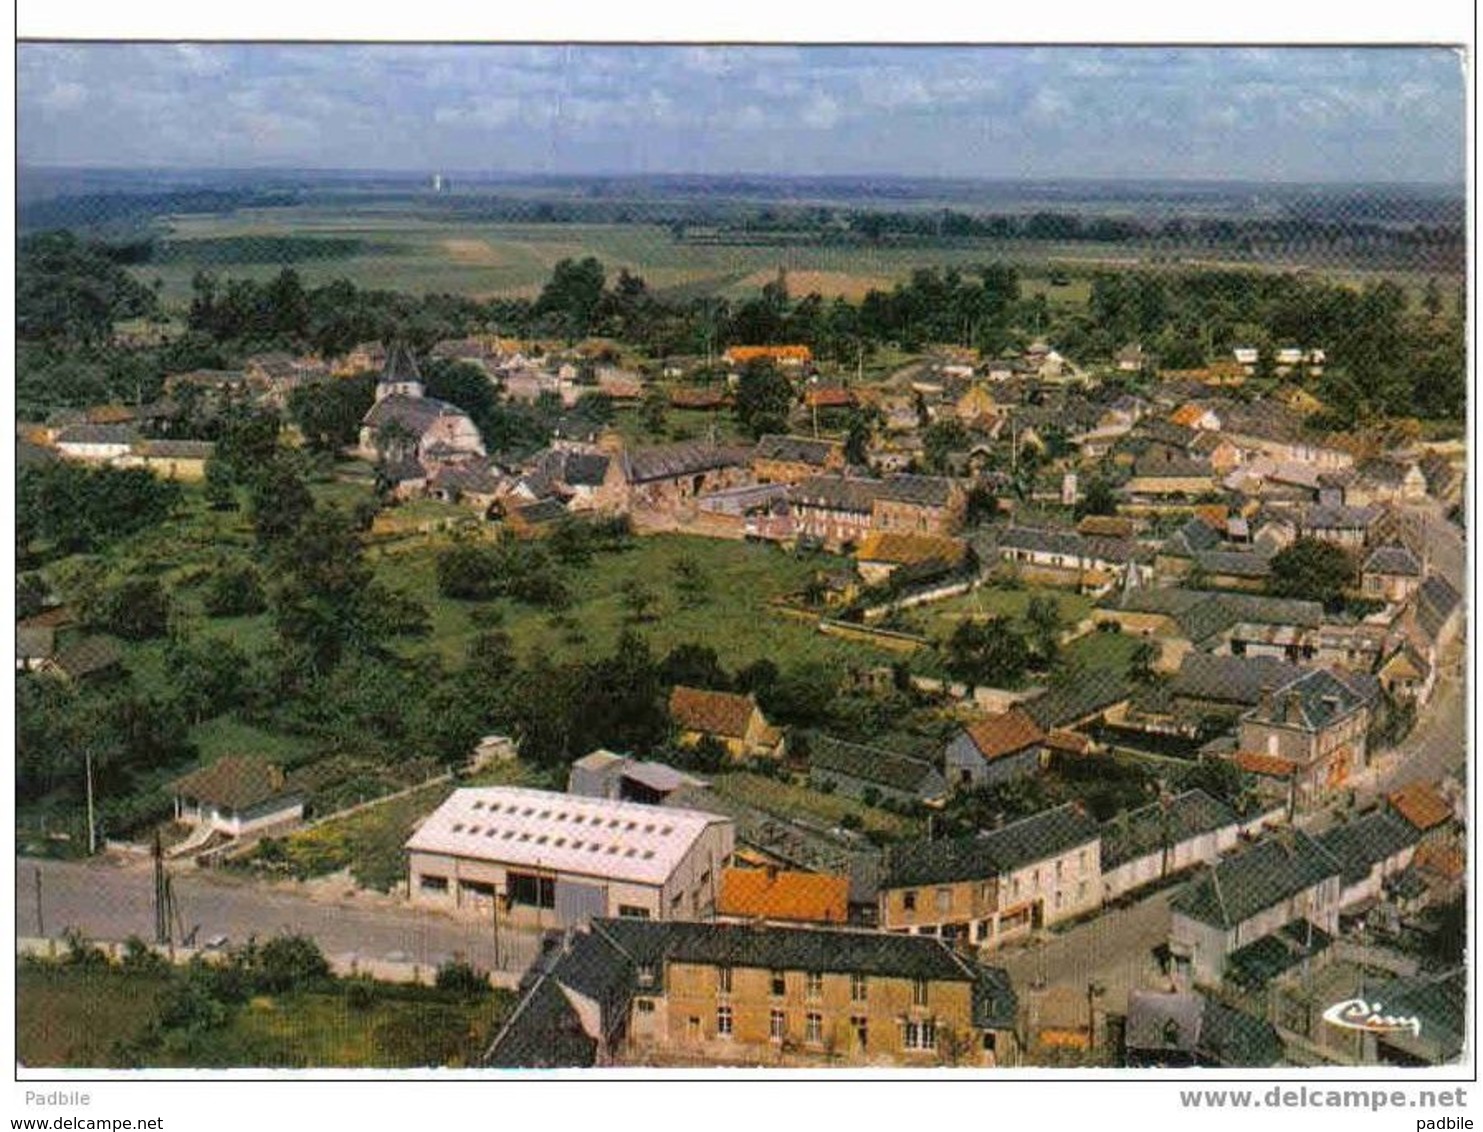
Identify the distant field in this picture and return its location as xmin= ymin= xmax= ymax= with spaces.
xmin=128 ymin=203 xmax=1453 ymax=311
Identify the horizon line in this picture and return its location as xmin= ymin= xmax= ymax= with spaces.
xmin=18 ymin=164 xmax=1467 ymax=191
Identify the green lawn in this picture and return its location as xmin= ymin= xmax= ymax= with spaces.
xmin=374 ymin=531 xmax=883 ymax=673
xmin=911 ymin=586 xmax=1094 ymax=642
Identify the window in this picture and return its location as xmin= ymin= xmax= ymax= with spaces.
xmin=903 ymin=1019 xmax=936 ymax=1051
xmin=975 ymin=920 xmax=990 ymax=942
xmin=717 ymin=1006 xmax=733 ymax=1038
xmin=1011 ymin=878 xmax=1021 ymax=899
xmin=618 ymin=904 xmax=651 ymax=920
xmin=1054 ymin=890 xmax=1064 ymax=911
xmin=1055 ymin=860 xmax=1064 ymax=881
xmin=912 ymin=978 xmax=929 ymax=1007
xmin=769 ymin=1009 xmax=786 ymax=1043
xmin=418 ymin=874 xmax=448 ymax=893
xmin=718 ymin=966 xmax=733 ymax=994
xmin=687 ymin=1016 xmax=701 ymax=1040
xmin=851 ymin=1015 xmax=868 ymax=1049
xmin=850 ymin=973 xmax=868 ymax=1003
xmin=770 ymin=970 xmax=787 ymax=997
xmin=902 ymin=890 xmax=917 ymax=913
xmin=1032 ymin=868 xmax=1041 ymax=890
xmin=935 ymin=887 xmax=952 ymax=913
xmin=805 ymin=971 xmax=823 ymax=1000
xmin=637 ymin=964 xmax=656 ymax=987
xmin=635 ymin=998 xmax=655 ymax=1014
xmin=805 ymin=1012 xmax=823 ymax=1045
xmin=1077 ymin=881 xmax=1088 ymax=901
xmin=1078 ymin=850 xmax=1088 ymax=871
xmin=979 ymin=882 xmax=992 ymax=904
xmin=507 ymin=872 xmax=555 ymax=909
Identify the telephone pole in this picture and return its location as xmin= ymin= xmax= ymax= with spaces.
xmin=84 ymin=748 xmax=97 ymax=856
xmin=34 ymin=867 xmax=44 ymax=938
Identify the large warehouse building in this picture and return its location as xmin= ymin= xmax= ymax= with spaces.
xmin=406 ymin=785 xmax=736 ymax=928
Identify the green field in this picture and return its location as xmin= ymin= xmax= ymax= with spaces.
xmin=16 ymin=961 xmax=514 ymax=1068
xmin=127 ymin=206 xmax=1220 ymax=310
xmin=130 ymin=203 xmax=1461 ymax=314
xmin=372 ymin=527 xmax=880 ymax=673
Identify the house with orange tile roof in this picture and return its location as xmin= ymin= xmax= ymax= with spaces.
xmin=1386 ymin=782 xmax=1456 ymax=848
xmin=722 ymin=344 xmax=812 ymax=368
xmin=945 ymin=708 xmax=1047 ymax=789
xmin=1168 ymin=403 xmax=1215 ymax=430
xmin=855 ymin=531 xmax=968 ymax=586
xmin=668 ymin=685 xmax=783 ymax=761
xmin=716 ymin=866 xmax=850 ymax=926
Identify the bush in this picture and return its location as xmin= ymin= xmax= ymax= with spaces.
xmin=253 ymin=934 xmax=331 ymax=994
xmin=434 ymin=960 xmax=490 ymax=1000
xmin=201 ymin=560 xmax=267 ymax=618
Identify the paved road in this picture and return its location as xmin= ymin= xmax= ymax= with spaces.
xmin=17 ymin=856 xmax=544 ymax=976
xmin=993 ymin=889 xmax=1176 ymax=1016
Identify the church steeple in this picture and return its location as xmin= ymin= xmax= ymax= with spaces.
xmin=376 ymin=341 xmax=425 ymax=402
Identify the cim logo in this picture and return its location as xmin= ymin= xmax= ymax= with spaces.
xmin=1321 ymin=998 xmax=1422 ymax=1038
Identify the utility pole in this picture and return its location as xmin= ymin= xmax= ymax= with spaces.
xmin=34 ymin=867 xmax=44 ymax=938
xmin=153 ymin=830 xmax=168 ymax=945
xmin=84 ymin=748 xmax=97 ymax=856
xmin=491 ymin=884 xmax=503 ymax=971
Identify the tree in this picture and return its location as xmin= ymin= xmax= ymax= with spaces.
xmin=659 ymin=643 xmax=729 ymax=690
xmin=436 ymin=543 xmax=502 ymax=601
xmin=640 ymin=387 xmax=669 ymax=435
xmin=165 ymin=636 xmax=248 ymax=724
xmin=671 ymin=555 xmax=710 ymax=607
xmin=1130 ymin=639 xmax=1160 ymax=684
xmin=216 ymin=411 xmax=282 ymax=483
xmin=922 ymin=420 xmax=970 ymax=474
xmin=1024 ymin=595 xmax=1063 ymax=667
xmin=249 ymin=457 xmax=314 ymax=549
xmin=943 ymin=617 xmax=1030 ymax=687
xmin=270 ymin=507 xmax=381 ymax=675
xmin=963 ymin=484 xmax=1001 ymax=527
xmin=203 ymin=455 xmax=238 ymax=511
xmin=288 ymin=374 xmax=376 ymax=454
xmin=732 ymin=362 xmax=795 ymax=439
xmin=18 ymin=230 xmax=158 ymax=346
xmin=1269 ymin=537 xmax=1354 ymax=608
xmin=99 ymin=576 xmax=171 ymax=641
xmin=534 ymin=257 xmax=607 ymax=341
xmin=253 ymin=935 xmax=331 ymax=994
xmin=1074 ymin=477 xmax=1118 ymax=519
xmin=619 ymin=578 xmax=659 ymax=624
xmin=17 ymin=573 xmax=49 ymax=621
xmin=202 ymin=559 xmax=267 ymax=618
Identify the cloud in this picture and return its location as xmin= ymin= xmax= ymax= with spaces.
xmin=800 ymin=93 xmax=841 ymax=130
xmin=13 ymin=43 xmax=1465 ymax=182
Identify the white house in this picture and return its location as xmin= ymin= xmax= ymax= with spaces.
xmin=170 ymin=756 xmax=305 ymax=840
xmin=1100 ymin=790 xmax=1240 ymax=903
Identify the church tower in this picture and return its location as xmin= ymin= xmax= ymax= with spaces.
xmin=376 ymin=342 xmax=425 ymax=402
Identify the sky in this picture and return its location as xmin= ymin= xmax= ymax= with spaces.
xmin=17 ymin=44 xmax=1468 ymax=183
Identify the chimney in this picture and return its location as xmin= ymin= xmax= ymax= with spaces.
xmin=1284 ymin=692 xmax=1305 ymax=726
xmin=1258 ymin=685 xmax=1275 ymax=717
